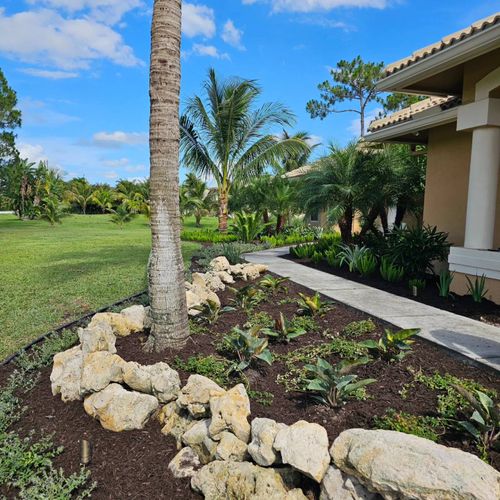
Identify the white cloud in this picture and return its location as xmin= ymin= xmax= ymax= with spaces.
xmin=244 ymin=0 xmax=388 ymax=12
xmin=17 ymin=143 xmax=48 ymax=164
xmin=0 ymin=8 xmax=141 ymax=70
xmin=26 ymin=0 xmax=143 ymax=25
xmin=92 ymin=131 xmax=148 ymax=148
xmin=297 ymin=17 xmax=355 ymax=31
xmin=182 ymin=3 xmax=216 ymax=38
xmin=102 ymin=157 xmax=130 ymax=168
xmin=221 ymin=20 xmax=245 ymax=49
xmin=191 ymin=44 xmax=230 ymax=60
xmin=19 ymin=98 xmax=80 ymax=126
xmin=20 ymin=68 xmax=79 ymax=79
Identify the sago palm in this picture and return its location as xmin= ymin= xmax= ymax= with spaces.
xmin=180 ymin=68 xmax=309 ymax=232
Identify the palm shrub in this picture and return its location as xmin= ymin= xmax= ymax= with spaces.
xmin=360 ymin=328 xmax=420 ymax=361
xmin=466 ymin=275 xmax=488 ymax=303
xmin=385 ymin=225 xmax=450 ymax=278
xmin=380 ymin=256 xmax=405 ymax=282
xmin=38 ymin=196 xmax=65 ymax=225
xmin=230 ymin=211 xmax=267 ymax=242
xmin=304 ymin=357 xmax=375 ymax=408
xmin=110 ymin=203 xmax=135 ymax=228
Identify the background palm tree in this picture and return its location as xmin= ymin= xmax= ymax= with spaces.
xmin=92 ymin=187 xmax=114 ymax=213
xmin=180 ymin=68 xmax=310 ymax=232
xmin=181 ymin=173 xmax=217 ymax=226
xmin=1 ymin=158 xmax=36 ymax=219
xmin=146 ymin=0 xmax=189 ymax=352
xmin=65 ymin=177 xmax=94 ymax=214
xmin=275 ymin=130 xmax=319 ymax=174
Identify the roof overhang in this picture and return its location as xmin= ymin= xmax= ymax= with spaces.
xmin=365 ymin=106 xmax=459 ymax=144
xmin=377 ymin=21 xmax=500 ymax=95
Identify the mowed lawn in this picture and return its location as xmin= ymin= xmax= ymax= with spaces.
xmin=0 ymin=214 xmax=215 ymax=359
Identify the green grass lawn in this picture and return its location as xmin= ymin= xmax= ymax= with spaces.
xmin=0 ymin=214 xmax=216 ymax=359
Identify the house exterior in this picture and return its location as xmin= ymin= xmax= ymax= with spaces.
xmin=366 ymin=13 xmax=500 ymax=303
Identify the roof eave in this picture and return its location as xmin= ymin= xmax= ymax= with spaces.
xmin=377 ymin=24 xmax=500 ymax=94
xmin=365 ymin=106 xmax=459 ymax=143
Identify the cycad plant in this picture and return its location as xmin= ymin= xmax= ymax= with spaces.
xmin=230 ymin=211 xmax=267 ymax=242
xmin=180 ymin=68 xmax=310 ymax=232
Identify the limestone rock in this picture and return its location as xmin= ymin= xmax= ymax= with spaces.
xmin=331 ymin=428 xmax=500 ymax=500
xmin=274 ymin=420 xmax=330 ymax=482
xmin=216 ymin=270 xmax=235 ymax=284
xmin=84 ymin=383 xmax=158 ymax=432
xmin=78 ymin=322 xmax=116 ymax=356
xmin=320 ymin=466 xmax=379 ymax=500
xmin=122 ymin=361 xmax=180 ymax=403
xmin=230 ymin=263 xmax=268 ymax=281
xmin=168 ymin=447 xmax=202 ymax=479
xmin=204 ymin=272 xmax=225 ymax=292
xmin=159 ymin=402 xmax=195 ymax=449
xmin=186 ymin=290 xmax=203 ymax=315
xmin=192 ymin=272 xmax=208 ymax=289
xmin=182 ymin=419 xmax=217 ymax=464
xmin=209 ymin=383 xmax=251 ymax=443
xmin=209 ymin=256 xmax=231 ymax=272
xmin=191 ymin=461 xmax=307 ymax=500
xmin=191 ymin=284 xmax=221 ymax=307
xmin=88 ymin=312 xmax=135 ymax=337
xmin=177 ymin=374 xmax=225 ymax=418
xmin=248 ymin=417 xmax=286 ymax=466
xmin=120 ymin=304 xmax=146 ymax=332
xmin=50 ymin=345 xmax=83 ymax=402
xmin=80 ymin=351 xmax=126 ymax=394
xmin=215 ymin=431 xmax=249 ymax=461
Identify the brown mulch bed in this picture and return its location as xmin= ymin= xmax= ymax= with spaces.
xmin=1 ymin=277 xmax=500 ymax=499
xmin=283 ymin=254 xmax=500 ymax=325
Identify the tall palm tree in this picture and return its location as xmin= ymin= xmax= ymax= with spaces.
xmin=180 ymin=69 xmax=310 ymax=232
xmin=275 ymin=130 xmax=319 ymax=174
xmin=1 ymin=158 xmax=36 ymax=219
xmin=146 ymin=0 xmax=189 ymax=352
xmin=298 ymin=142 xmax=381 ymax=243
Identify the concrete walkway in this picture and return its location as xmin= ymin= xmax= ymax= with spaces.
xmin=244 ymin=247 xmax=500 ymax=372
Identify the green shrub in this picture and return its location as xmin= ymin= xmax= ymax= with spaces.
xmin=313 ymin=232 xmax=342 ymax=253
xmin=173 ymin=355 xmax=231 ymax=387
xmin=338 ymin=244 xmax=370 ymax=273
xmin=324 ymin=247 xmax=342 ymax=268
xmin=409 ymin=278 xmax=426 ymax=293
xmin=247 ymin=390 xmax=274 ymax=406
xmin=181 ymin=230 xmax=237 ymax=243
xmin=342 ymin=319 xmax=376 ymax=337
xmin=379 ymin=256 xmax=405 ymax=282
xmin=261 ymin=233 xmax=315 ymax=247
xmin=360 ymin=328 xmax=420 ymax=361
xmin=437 ymin=269 xmax=454 ymax=298
xmin=259 ymin=275 xmax=288 ymax=295
xmin=374 ymin=409 xmax=444 ymax=442
xmin=357 ymin=252 xmax=378 ymax=277
xmin=311 ymin=250 xmax=324 ymax=264
xmin=230 ymin=212 xmax=268 ymax=242
xmin=289 ymin=315 xmax=318 ymax=333
xmin=244 ymin=311 xmax=274 ymax=329
xmin=229 ymin=285 xmax=266 ymax=312
xmin=191 ymin=300 xmax=235 ymax=325
xmin=289 ymin=243 xmax=315 ymax=259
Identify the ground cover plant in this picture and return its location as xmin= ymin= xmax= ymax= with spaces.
xmin=1 ymin=272 xmax=499 ymax=499
xmin=0 ymin=214 xmax=201 ymax=359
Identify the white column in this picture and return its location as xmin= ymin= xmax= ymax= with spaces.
xmin=464 ymin=126 xmax=500 ymax=250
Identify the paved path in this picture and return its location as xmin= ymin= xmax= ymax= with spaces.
xmin=244 ymin=247 xmax=500 ymax=372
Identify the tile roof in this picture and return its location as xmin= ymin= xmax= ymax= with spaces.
xmin=368 ymin=96 xmax=460 ymax=132
xmin=384 ymin=13 xmax=500 ymax=77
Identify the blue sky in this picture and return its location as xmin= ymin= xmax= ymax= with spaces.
xmin=0 ymin=0 xmax=498 ymax=184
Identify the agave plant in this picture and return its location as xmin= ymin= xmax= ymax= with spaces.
xmin=360 ymin=328 xmax=420 ymax=361
xmin=297 ymin=292 xmax=331 ymax=316
xmin=224 ymin=326 xmax=273 ymax=371
xmin=304 ymin=357 xmax=375 ymax=408
xmin=259 ymin=275 xmax=289 ymax=295
xmin=262 ymin=312 xmax=306 ymax=343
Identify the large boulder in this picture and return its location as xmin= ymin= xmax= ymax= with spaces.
xmin=80 ymin=351 xmax=126 ymax=394
xmin=209 ymin=384 xmax=251 ymax=443
xmin=122 ymin=361 xmax=180 ymax=403
xmin=215 ymin=431 xmax=249 ymax=462
xmin=274 ymin=420 xmax=330 ymax=482
xmin=216 ymin=270 xmax=235 ymax=284
xmin=177 ymin=374 xmax=225 ymax=418
xmin=84 ymin=383 xmax=158 ymax=431
xmin=209 ymin=256 xmax=231 ymax=272
xmin=230 ymin=263 xmax=268 ymax=281
xmin=120 ymin=305 xmax=147 ymax=332
xmin=158 ymin=402 xmax=195 ymax=449
xmin=191 ymin=461 xmax=307 ymax=500
xmin=320 ymin=466 xmax=379 ymax=500
xmin=50 ymin=345 xmax=83 ymax=402
xmin=331 ymin=428 xmax=500 ymax=500
xmin=248 ymin=417 xmax=286 ymax=467
xmin=88 ymin=312 xmax=137 ymax=337
xmin=168 ymin=447 xmax=202 ymax=479
xmin=78 ymin=322 xmax=116 ymax=356
xmin=182 ymin=419 xmax=218 ymax=464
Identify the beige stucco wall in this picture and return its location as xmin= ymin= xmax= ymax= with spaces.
xmin=462 ymin=48 xmax=500 ymax=104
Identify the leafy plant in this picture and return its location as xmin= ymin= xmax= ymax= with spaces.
xmin=262 ymin=312 xmax=306 ymax=343
xmin=338 ymin=244 xmax=370 ymax=272
xmin=453 ymin=386 xmax=500 ymax=459
xmin=408 ymin=278 xmax=426 ymax=293
xmin=357 ymin=251 xmax=377 ymax=277
xmin=379 ymin=256 xmax=405 ymax=282
xmin=259 ymin=275 xmax=288 ymax=295
xmin=289 ymin=315 xmax=318 ymax=333
xmin=297 ymin=292 xmax=331 ymax=316
xmin=437 ymin=269 xmax=454 ymax=298
xmin=110 ymin=203 xmax=136 ymax=228
xmin=290 ymin=243 xmax=315 ymax=259
xmin=38 ymin=196 xmax=65 ymax=226
xmin=304 ymin=357 xmax=375 ymax=408
xmin=466 ymin=274 xmax=488 ymax=303
xmin=191 ymin=299 xmax=235 ymax=325
xmin=229 ymin=285 xmax=266 ymax=312
xmin=230 ymin=211 xmax=268 ymax=243
xmin=311 ymin=250 xmax=324 ymax=264
xmin=223 ymin=326 xmax=273 ymax=371
xmin=342 ymin=319 xmax=376 ymax=337
xmin=324 ymin=247 xmax=342 ymax=268
xmin=173 ymin=355 xmax=231 ymax=387
xmin=244 ymin=311 xmax=274 ymax=329
xmin=374 ymin=409 xmax=444 ymax=442
xmin=385 ymin=225 xmax=450 ymax=278
xmin=247 ymin=390 xmax=274 ymax=406
xmin=181 ymin=230 xmax=237 ymax=243
xmin=360 ymin=328 xmax=420 ymax=361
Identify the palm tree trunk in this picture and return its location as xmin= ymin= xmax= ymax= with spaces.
xmin=276 ymin=214 xmax=285 ymax=233
xmin=339 ymin=205 xmax=353 ymax=244
xmin=394 ymin=204 xmax=406 ymax=228
xmin=146 ymin=0 xmax=189 ymax=352
xmin=218 ymin=187 xmax=229 ymax=232
xmin=379 ymin=207 xmax=389 ymax=234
